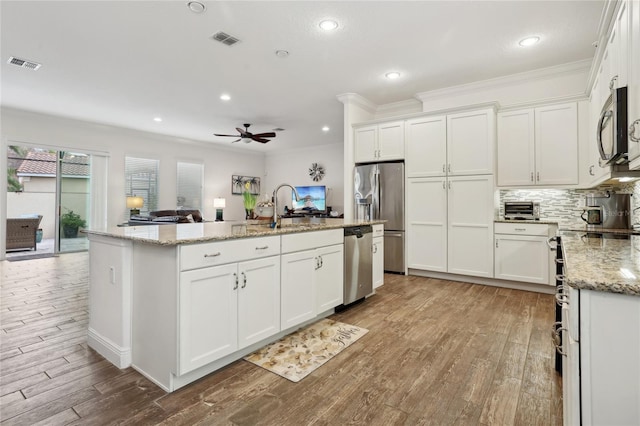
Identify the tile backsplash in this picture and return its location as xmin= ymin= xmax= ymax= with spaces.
xmin=499 ymin=182 xmax=639 ymax=228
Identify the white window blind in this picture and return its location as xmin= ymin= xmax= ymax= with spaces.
xmin=125 ymin=156 xmax=158 ymax=215
xmin=177 ymin=162 xmax=203 ymax=210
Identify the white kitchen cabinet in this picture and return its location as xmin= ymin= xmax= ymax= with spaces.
xmin=405 ymin=115 xmax=447 ymax=178
xmin=407 ymin=175 xmax=494 ymax=278
xmin=447 ymin=108 xmax=494 ymax=176
xmin=494 ymin=222 xmax=555 ymax=285
xmin=628 ymin=0 xmax=640 ymax=167
xmin=372 ymin=236 xmax=384 ymax=289
xmin=178 ymin=256 xmax=280 ymax=375
xmin=281 ymin=229 xmax=344 ymax=330
xmin=497 ymin=102 xmax=578 ymax=186
xmin=315 ymin=244 xmax=344 ymax=312
xmin=447 ymin=176 xmax=494 ymax=277
xmin=407 ymin=177 xmax=448 ymax=272
xmin=354 ymin=120 xmax=404 ymax=163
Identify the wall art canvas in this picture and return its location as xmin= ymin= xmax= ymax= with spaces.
xmin=232 ymin=175 xmax=260 ymax=195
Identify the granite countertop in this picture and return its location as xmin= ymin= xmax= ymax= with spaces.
xmin=83 ymin=218 xmax=385 ymax=246
xmin=494 ymin=218 xmax=562 ymax=226
xmin=559 ymin=230 xmax=640 ymax=297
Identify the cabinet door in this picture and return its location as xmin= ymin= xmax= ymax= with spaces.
xmin=372 ymin=236 xmax=384 ymax=289
xmin=535 ymin=103 xmax=579 ymax=185
xmin=407 ymin=177 xmax=447 ymax=272
xmin=447 ymin=109 xmax=494 ymax=175
xmin=237 ymin=256 xmax=280 ymax=349
xmin=447 ymin=176 xmax=494 ymax=277
xmin=494 ymin=234 xmax=550 ymax=285
xmin=497 ymin=109 xmax=535 ymax=186
xmin=315 ymin=244 xmax=344 ymax=312
xmin=378 ymin=120 xmax=405 ymax=161
xmin=354 ymin=125 xmax=377 ymax=163
xmin=629 ymin=0 xmax=640 ymax=167
xmin=405 ymin=116 xmax=447 ymax=177
xmin=179 ymin=263 xmax=238 ymax=375
xmin=281 ymin=250 xmax=317 ymax=330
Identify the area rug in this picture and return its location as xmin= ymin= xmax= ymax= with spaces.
xmin=244 ymin=318 xmax=369 ymax=383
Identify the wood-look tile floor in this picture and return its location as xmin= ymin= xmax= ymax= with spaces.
xmin=0 ymin=253 xmax=562 ymax=425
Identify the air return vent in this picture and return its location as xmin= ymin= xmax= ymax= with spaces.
xmin=8 ymin=56 xmax=42 ymax=71
xmin=212 ymin=31 xmax=240 ymax=46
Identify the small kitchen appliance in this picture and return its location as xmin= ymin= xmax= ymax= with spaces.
xmin=504 ymin=201 xmax=540 ymax=220
xmin=597 ymin=83 xmax=628 ymax=166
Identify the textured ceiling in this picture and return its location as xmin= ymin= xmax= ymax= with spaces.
xmin=1 ymin=1 xmax=605 ymax=152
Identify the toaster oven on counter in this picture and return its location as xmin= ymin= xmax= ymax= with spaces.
xmin=504 ymin=201 xmax=540 ymax=220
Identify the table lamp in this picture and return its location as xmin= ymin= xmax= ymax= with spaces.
xmin=213 ymin=198 xmax=226 ymax=221
xmin=126 ymin=196 xmax=144 ymax=217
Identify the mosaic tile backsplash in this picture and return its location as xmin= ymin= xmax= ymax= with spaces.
xmin=499 ymin=182 xmax=640 ymax=228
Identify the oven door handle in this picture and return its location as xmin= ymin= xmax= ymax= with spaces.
xmin=547 ymin=236 xmax=558 ymax=250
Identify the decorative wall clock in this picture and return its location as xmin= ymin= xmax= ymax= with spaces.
xmin=309 ymin=163 xmax=325 ymax=182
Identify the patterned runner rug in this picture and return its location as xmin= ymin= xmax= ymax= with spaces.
xmin=244 ymin=318 xmax=369 ymax=383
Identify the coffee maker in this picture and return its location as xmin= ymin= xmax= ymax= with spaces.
xmin=581 ymin=192 xmax=631 ymax=229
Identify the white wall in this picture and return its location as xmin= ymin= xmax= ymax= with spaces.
xmin=1 ymin=108 xmax=266 ymax=247
xmin=264 ymin=143 xmax=344 ymax=216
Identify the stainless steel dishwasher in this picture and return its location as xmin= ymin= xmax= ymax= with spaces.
xmin=343 ymin=225 xmax=373 ymax=305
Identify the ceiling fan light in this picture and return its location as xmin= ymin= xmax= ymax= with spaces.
xmin=241 ymin=137 xmax=252 ymax=143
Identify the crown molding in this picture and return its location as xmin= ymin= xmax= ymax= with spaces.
xmin=375 ymin=98 xmax=422 ymax=117
xmin=415 ymin=59 xmax=593 ymax=103
xmin=498 ymin=94 xmax=588 ymax=112
xmin=336 ymin=93 xmax=377 ymax=114
xmin=586 ymin=0 xmax=621 ymax=95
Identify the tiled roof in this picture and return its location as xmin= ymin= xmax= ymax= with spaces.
xmin=16 ymin=151 xmax=89 ymax=177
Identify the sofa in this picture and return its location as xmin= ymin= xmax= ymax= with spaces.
xmin=128 ymin=209 xmax=203 ymax=225
xmin=6 ymin=215 xmax=43 ymax=251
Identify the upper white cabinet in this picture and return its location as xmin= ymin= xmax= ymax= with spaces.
xmin=628 ymin=0 xmax=640 ymax=167
xmin=405 ymin=115 xmax=447 ymax=177
xmin=497 ymin=102 xmax=578 ymax=186
xmin=447 ymin=109 xmax=495 ymax=176
xmin=354 ymin=120 xmax=404 ymax=163
xmin=406 ymin=108 xmax=494 ymax=177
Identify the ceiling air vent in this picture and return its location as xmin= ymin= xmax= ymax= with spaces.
xmin=212 ymin=31 xmax=240 ymax=46
xmin=8 ymin=56 xmax=42 ymax=71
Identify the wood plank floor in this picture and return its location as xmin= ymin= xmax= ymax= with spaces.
xmin=0 ymin=253 xmax=562 ymax=425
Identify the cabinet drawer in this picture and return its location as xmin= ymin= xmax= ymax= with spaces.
xmin=495 ymin=222 xmax=549 ymax=236
xmin=180 ymin=236 xmax=280 ymax=271
xmin=281 ymin=229 xmax=342 ymax=253
xmin=373 ymin=224 xmax=384 ymax=237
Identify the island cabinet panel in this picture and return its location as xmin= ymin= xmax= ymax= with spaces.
xmin=180 ymin=236 xmax=280 ymax=271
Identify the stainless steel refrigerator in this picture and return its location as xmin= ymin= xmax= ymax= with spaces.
xmin=354 ymin=161 xmax=404 ymax=273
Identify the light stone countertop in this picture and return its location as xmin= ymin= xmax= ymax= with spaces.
xmin=83 ymin=218 xmax=385 ymax=246
xmin=559 ymin=230 xmax=640 ymax=297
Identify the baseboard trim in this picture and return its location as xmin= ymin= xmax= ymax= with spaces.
xmin=87 ymin=328 xmax=132 ymax=369
xmin=408 ymin=269 xmax=555 ymax=294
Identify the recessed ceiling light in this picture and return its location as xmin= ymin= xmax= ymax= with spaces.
xmin=187 ymin=1 xmax=205 ymax=13
xmin=319 ymin=20 xmax=338 ymax=31
xmin=220 ymin=94 xmax=231 ymax=101
xmin=519 ymin=36 xmax=540 ymax=47
xmin=275 ymin=50 xmax=289 ymax=58
xmin=153 ymin=117 xmax=162 ymax=122
xmin=385 ymin=71 xmax=401 ymax=80
xmin=322 ymin=126 xmax=330 ymax=132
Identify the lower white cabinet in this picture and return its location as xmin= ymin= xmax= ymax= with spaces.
xmin=315 ymin=244 xmax=344 ymax=312
xmin=178 ymin=256 xmax=280 ymax=375
xmin=372 ymin=236 xmax=384 ymax=289
xmin=494 ymin=222 xmax=556 ymax=285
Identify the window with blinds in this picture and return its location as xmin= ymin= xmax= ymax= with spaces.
xmin=177 ymin=162 xmax=203 ymax=210
xmin=125 ymin=156 xmax=158 ymax=215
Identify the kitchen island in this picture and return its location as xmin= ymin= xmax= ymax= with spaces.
xmin=84 ymin=219 xmax=383 ymax=392
xmin=557 ymin=230 xmax=640 ymax=425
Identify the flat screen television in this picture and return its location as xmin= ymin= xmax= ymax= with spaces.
xmin=292 ymin=185 xmax=327 ymax=213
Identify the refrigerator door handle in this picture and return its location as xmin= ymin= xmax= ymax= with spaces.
xmin=374 ymin=168 xmax=381 ymax=219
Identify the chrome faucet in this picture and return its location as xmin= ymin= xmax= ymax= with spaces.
xmin=273 ymin=183 xmax=300 ymax=227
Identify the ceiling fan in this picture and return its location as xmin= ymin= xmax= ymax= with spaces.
xmin=214 ymin=123 xmax=276 ymax=144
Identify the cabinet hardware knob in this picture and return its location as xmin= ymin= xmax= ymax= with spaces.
xmin=589 ymin=165 xmax=595 ymax=176
xmin=255 ymin=246 xmax=268 ymax=250
xmin=448 ymin=181 xmax=451 ymax=190
xmin=495 ymin=240 xmax=498 ymax=248
xmin=447 ymin=164 xmax=451 ymax=173
xmin=204 ymin=252 xmax=221 ymax=258
xmin=241 ymin=272 xmax=247 ymax=288
xmin=530 ymin=172 xmax=534 ymax=182
xmin=442 ymin=164 xmax=446 ymax=173
xmin=536 ymin=172 xmax=540 ymax=181
xmin=514 ymin=228 xmax=526 ymax=231
xmin=442 ymin=181 xmax=446 ymax=190
xmin=630 ymin=119 xmax=640 ymax=143
xmin=233 ymin=273 xmax=238 ymax=290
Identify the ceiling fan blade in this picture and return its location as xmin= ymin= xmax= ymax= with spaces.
xmin=236 ymin=128 xmax=250 ymax=136
xmin=252 ymin=137 xmax=270 ymax=143
xmin=214 ymin=133 xmax=241 ymax=137
xmin=231 ymin=138 xmax=241 ymax=143
xmin=252 ymin=132 xmax=276 ymax=138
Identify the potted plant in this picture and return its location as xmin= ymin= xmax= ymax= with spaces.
xmin=60 ymin=209 xmax=86 ymax=238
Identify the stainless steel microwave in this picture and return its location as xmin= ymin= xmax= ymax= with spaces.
xmin=597 ymin=83 xmax=628 ymax=166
